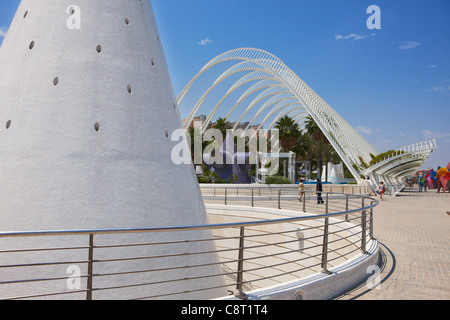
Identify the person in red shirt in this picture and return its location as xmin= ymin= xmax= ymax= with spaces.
xmin=378 ymin=181 xmax=386 ymax=201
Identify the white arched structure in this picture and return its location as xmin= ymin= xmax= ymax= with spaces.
xmin=178 ymin=48 xmax=437 ymax=186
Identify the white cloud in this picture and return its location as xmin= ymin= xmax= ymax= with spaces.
xmin=0 ymin=26 xmax=7 ymax=38
xmin=423 ymin=129 xmax=450 ymax=139
xmin=356 ymin=126 xmax=373 ymax=135
xmin=334 ymin=33 xmax=367 ymax=41
xmin=424 ymin=85 xmax=450 ymax=93
xmin=424 ymin=79 xmax=450 ymax=92
xmin=198 ymin=37 xmax=213 ymax=46
xmin=396 ymin=41 xmax=421 ymax=50
xmin=428 ymin=64 xmax=437 ymax=68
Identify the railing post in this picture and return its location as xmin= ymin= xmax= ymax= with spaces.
xmin=236 ymin=227 xmax=246 ymax=299
xmin=370 ymin=201 xmax=375 ymax=240
xmin=278 ymin=189 xmax=281 ymax=210
xmin=86 ymin=234 xmax=94 ymax=300
xmin=361 ymin=210 xmax=368 ymax=254
xmin=303 ymin=191 xmax=306 ymax=212
xmin=251 ymin=188 xmax=254 ymax=207
xmin=225 ymin=188 xmax=227 ymax=205
xmin=321 ymin=217 xmax=331 ymax=274
xmin=345 ymin=194 xmax=349 ymax=221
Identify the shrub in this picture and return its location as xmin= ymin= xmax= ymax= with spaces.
xmin=265 ymin=176 xmax=292 ymax=185
xmin=369 ymin=150 xmax=405 ymax=166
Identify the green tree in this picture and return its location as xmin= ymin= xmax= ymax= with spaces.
xmin=187 ymin=126 xmax=209 ymax=164
xmin=290 ymin=130 xmax=308 ymax=160
xmin=323 ymin=136 xmax=332 ymax=182
xmin=274 ymin=116 xmax=301 ymax=152
xmin=304 ymin=116 xmax=327 ymax=179
xmin=213 ymin=117 xmax=232 ymax=138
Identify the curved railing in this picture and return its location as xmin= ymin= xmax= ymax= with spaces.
xmin=0 ymin=187 xmax=378 ymax=300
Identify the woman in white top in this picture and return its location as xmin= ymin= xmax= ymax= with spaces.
xmin=298 ymin=180 xmax=305 ymax=202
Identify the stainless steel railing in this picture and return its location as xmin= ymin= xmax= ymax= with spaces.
xmin=199 ymin=184 xmax=374 ymax=210
xmin=0 ymin=187 xmax=378 ymax=300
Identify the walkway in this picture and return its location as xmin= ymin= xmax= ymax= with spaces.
xmin=336 ymin=187 xmax=449 ymax=300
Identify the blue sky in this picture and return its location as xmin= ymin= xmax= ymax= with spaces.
xmin=1 ymin=0 xmax=449 ymax=169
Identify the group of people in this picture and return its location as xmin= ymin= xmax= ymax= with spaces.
xmin=297 ymin=178 xmax=325 ymax=204
xmin=297 ymin=179 xmax=387 ymax=204
xmin=412 ymin=164 xmax=450 ymax=193
xmin=296 ymin=163 xmax=449 ymax=206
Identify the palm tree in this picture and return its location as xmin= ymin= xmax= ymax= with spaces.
xmin=187 ymin=126 xmax=196 ymax=163
xmin=274 ymin=116 xmax=301 ymax=152
xmin=304 ymin=115 xmax=327 ymax=179
xmin=187 ymin=126 xmax=211 ymax=165
xmin=290 ymin=130 xmax=314 ymax=181
xmin=213 ymin=117 xmax=231 ymax=138
xmin=323 ymin=137 xmax=331 ymax=182
xmin=290 ymin=130 xmax=307 ymax=160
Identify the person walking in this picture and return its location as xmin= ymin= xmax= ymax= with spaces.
xmin=298 ymin=180 xmax=305 ymax=202
xmin=378 ymin=181 xmax=386 ymax=201
xmin=316 ymin=178 xmax=324 ymax=204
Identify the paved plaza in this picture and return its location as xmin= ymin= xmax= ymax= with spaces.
xmin=336 ymin=187 xmax=449 ymax=300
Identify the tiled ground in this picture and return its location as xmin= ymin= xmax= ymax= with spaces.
xmin=336 ymin=187 xmax=449 ymax=300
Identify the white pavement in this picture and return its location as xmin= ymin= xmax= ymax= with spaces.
xmin=336 ymin=187 xmax=449 ymax=300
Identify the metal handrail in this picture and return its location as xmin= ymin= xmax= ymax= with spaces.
xmin=0 ymin=188 xmax=378 ymax=300
xmin=0 ymin=204 xmax=375 ymax=238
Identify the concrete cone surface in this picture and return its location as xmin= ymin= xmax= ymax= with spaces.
xmin=0 ymin=0 xmax=227 ymax=300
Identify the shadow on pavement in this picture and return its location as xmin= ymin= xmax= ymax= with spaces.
xmin=333 ymin=242 xmax=396 ymax=300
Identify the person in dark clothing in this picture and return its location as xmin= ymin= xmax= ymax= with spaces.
xmin=316 ymin=178 xmax=324 ymax=204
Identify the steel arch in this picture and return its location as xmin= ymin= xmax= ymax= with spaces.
xmin=177 ymin=48 xmax=437 ymax=186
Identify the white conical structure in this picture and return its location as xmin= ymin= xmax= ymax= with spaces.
xmin=0 ymin=0 xmax=226 ymax=299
